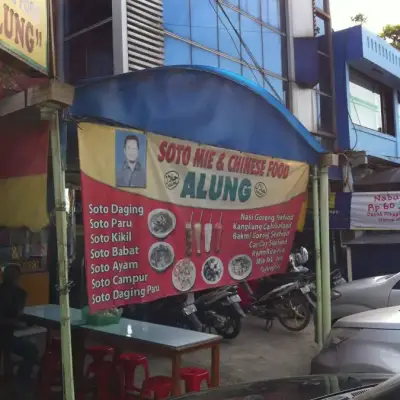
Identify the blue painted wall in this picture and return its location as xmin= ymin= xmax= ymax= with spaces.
xmin=334 ymin=25 xmax=400 ymax=161
xmin=163 ymin=0 xmax=287 ymax=103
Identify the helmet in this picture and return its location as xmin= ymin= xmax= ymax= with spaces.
xmin=295 ymin=247 xmax=309 ymax=265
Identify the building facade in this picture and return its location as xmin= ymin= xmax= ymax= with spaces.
xmin=334 ymin=25 xmax=400 ymax=162
xmin=59 ymin=0 xmax=336 ymax=149
xmin=334 ymin=25 xmax=400 ymax=280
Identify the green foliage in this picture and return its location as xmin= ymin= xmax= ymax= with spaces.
xmin=380 ymin=24 xmax=400 ymax=51
xmin=351 ymin=13 xmax=367 ymax=25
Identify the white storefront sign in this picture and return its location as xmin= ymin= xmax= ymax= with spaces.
xmin=351 ymin=192 xmax=400 ymax=230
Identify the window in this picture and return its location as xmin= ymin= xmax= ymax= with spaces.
xmin=64 ymin=21 xmax=113 ymax=83
xmin=261 ymin=0 xmax=285 ymax=31
xmin=164 ymin=0 xmax=190 ymax=38
xmin=349 ymin=69 xmax=395 ymax=135
xmin=262 ymin=27 xmax=285 ymax=76
xmin=315 ymin=16 xmax=329 ymax=54
xmin=191 ymin=0 xmax=218 ymax=49
xmin=64 ymin=0 xmax=111 ymax=36
xmin=314 ymin=5 xmax=334 ymax=135
xmin=316 ymin=92 xmax=333 ymax=133
xmin=315 ymin=0 xmax=325 ymax=11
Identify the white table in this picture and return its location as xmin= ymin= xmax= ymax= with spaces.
xmin=23 ymin=304 xmax=222 ymax=395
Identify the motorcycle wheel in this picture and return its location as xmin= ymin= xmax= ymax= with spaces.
xmin=276 ymin=293 xmax=311 ymax=332
xmin=215 ymin=315 xmax=242 ymax=339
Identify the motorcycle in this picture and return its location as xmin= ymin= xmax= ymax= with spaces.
xmin=241 ymin=276 xmax=312 ymax=332
xmin=123 ymin=294 xmax=203 ymax=331
xmin=195 ymin=285 xmax=246 ymax=339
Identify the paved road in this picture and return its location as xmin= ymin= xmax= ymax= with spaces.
xmin=147 ymin=316 xmax=318 ymax=386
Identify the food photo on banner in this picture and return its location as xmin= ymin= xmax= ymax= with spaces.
xmin=78 ymin=123 xmax=309 ymax=312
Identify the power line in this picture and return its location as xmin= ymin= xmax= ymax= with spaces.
xmin=209 ymin=0 xmax=284 ymax=103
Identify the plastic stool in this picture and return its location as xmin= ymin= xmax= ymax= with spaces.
xmin=118 ymin=353 xmax=150 ymax=398
xmin=79 ymin=346 xmax=115 ymax=400
xmin=180 ymin=367 xmax=210 ymax=392
xmin=140 ymin=376 xmax=173 ymax=400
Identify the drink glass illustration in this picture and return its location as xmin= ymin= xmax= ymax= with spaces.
xmin=215 ymin=213 xmax=223 ymax=253
xmin=204 ymin=215 xmax=213 ymax=253
xmin=194 ymin=210 xmax=203 ymax=255
xmin=185 ymin=212 xmax=193 ymax=257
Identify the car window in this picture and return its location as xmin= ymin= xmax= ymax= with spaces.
xmin=393 ymin=280 xmax=400 ymax=290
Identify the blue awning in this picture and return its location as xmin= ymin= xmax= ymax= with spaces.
xmin=70 ymin=65 xmax=325 ymax=164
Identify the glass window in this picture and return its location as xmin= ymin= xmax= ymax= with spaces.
xmin=264 ymin=76 xmax=285 ymax=102
xmin=218 ymin=5 xmax=241 ymax=58
xmin=242 ymin=66 xmax=263 ymax=87
xmin=164 ymin=37 xmax=192 ymax=65
xmin=318 ymin=53 xmax=331 ymax=94
xmin=262 ymin=27 xmax=284 ymax=76
xmin=192 ymin=47 xmax=219 ymax=66
xmin=349 ymin=70 xmax=383 ymax=132
xmin=219 ymin=57 xmax=242 ymax=74
xmin=226 ymin=0 xmax=239 ymax=6
xmin=64 ymin=0 xmax=111 ymax=36
xmin=65 ymin=22 xmax=113 ymax=84
xmin=164 ymin=0 xmax=190 ymax=38
xmin=191 ymin=0 xmax=218 ymax=49
xmin=261 ymin=0 xmax=283 ymax=31
xmin=240 ymin=14 xmax=263 ymax=68
xmin=315 ymin=0 xmax=325 ymax=10
xmin=315 ymin=16 xmax=329 ymax=54
xmin=240 ymin=0 xmax=260 ymax=19
xmin=316 ymin=92 xmax=333 ymax=133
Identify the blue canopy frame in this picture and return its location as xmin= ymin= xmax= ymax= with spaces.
xmin=70 ymin=65 xmax=325 ymax=165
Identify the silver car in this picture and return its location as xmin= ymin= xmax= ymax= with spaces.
xmin=331 ymin=273 xmax=400 ymax=323
xmin=311 ymin=305 xmax=400 ymax=374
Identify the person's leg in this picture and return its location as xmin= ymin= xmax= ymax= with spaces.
xmin=10 ymin=336 xmax=39 ymax=384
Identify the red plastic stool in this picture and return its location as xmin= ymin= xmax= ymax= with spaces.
xmin=140 ymin=376 xmax=173 ymax=400
xmin=180 ymin=367 xmax=210 ymax=392
xmin=38 ymin=338 xmax=63 ymax=399
xmin=117 ymin=353 xmax=150 ymax=398
xmin=79 ymin=346 xmax=115 ymax=400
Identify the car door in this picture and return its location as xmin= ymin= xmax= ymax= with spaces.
xmin=387 ymin=274 xmax=400 ymax=306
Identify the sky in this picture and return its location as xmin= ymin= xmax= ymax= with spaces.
xmin=330 ymin=0 xmax=400 ymax=35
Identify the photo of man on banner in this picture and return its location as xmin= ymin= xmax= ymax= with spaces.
xmin=115 ymin=131 xmax=147 ymax=188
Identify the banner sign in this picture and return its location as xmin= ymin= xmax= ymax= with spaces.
xmin=350 ymin=192 xmax=400 ymax=230
xmin=0 ymin=121 xmax=49 ymax=231
xmin=304 ymin=192 xmax=351 ymax=230
xmin=0 ymin=0 xmax=48 ymax=73
xmin=78 ymin=123 xmax=309 ymax=312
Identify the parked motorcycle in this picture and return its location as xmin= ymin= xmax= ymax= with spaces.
xmin=123 ymin=294 xmax=203 ymax=331
xmin=241 ymin=276 xmax=311 ymax=332
xmin=195 ymin=285 xmax=246 ymax=339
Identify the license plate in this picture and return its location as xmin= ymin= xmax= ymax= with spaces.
xmin=228 ymin=294 xmax=241 ymax=303
xmin=300 ymin=285 xmax=310 ymax=293
xmin=183 ymin=304 xmax=197 ymax=315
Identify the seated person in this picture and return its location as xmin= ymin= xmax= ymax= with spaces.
xmin=0 ymin=264 xmax=39 ymax=387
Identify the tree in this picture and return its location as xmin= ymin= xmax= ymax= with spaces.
xmin=380 ymin=24 xmax=400 ymax=51
xmin=351 ymin=13 xmax=367 ymax=25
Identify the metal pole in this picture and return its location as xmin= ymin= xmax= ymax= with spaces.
xmin=312 ymin=166 xmax=323 ymax=348
xmin=346 ymin=246 xmax=353 ymax=282
xmin=50 ymin=110 xmax=76 ymax=400
xmin=320 ymin=166 xmax=331 ymax=340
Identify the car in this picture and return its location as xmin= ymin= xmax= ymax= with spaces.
xmin=330 ymin=273 xmax=400 ymax=323
xmin=311 ymin=305 xmax=400 ymax=374
xmin=172 ymin=374 xmax=395 ymax=400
